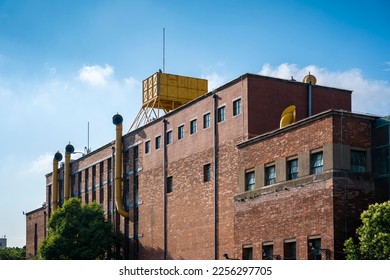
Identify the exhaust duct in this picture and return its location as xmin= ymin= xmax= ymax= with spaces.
xmin=52 ymin=151 xmax=63 ymax=211
xmin=64 ymin=143 xmax=74 ymax=201
xmin=113 ymin=113 xmax=129 ymax=218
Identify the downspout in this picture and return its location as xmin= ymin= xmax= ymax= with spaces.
xmin=52 ymin=151 xmax=62 ymax=211
xmin=163 ymin=118 xmax=168 ymax=260
xmin=213 ymin=92 xmax=218 ymax=260
xmin=113 ymin=113 xmax=129 ymax=218
xmin=64 ymin=143 xmax=74 ymax=201
xmin=308 ymin=83 xmax=312 ymax=117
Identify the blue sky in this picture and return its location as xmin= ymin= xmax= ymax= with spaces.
xmin=0 ymin=0 xmax=389 ymax=247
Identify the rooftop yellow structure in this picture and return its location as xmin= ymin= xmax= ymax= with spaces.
xmin=130 ymin=72 xmax=208 ymax=131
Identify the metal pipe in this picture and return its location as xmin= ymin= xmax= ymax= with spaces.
xmin=212 ymin=92 xmax=218 ymax=260
xmin=162 ymin=118 xmax=168 ymax=259
xmin=113 ymin=113 xmax=129 ymax=218
xmin=52 ymin=151 xmax=62 ymax=211
xmin=64 ymin=143 xmax=74 ymax=201
xmin=308 ymin=83 xmax=312 ymax=117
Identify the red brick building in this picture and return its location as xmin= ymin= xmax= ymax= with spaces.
xmin=25 ymin=73 xmax=390 ymax=259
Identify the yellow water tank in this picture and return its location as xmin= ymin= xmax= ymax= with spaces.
xmin=142 ymin=72 xmax=208 ymax=111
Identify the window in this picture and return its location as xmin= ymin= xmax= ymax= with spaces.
xmin=242 ymin=246 xmax=253 ymax=260
xmin=217 ymin=106 xmax=226 ymax=122
xmin=308 ymin=238 xmax=322 ymax=260
xmin=287 ymin=159 xmax=298 ymax=180
xmin=166 ymin=176 xmax=173 ymax=193
xmin=204 ymin=163 xmax=211 ymax=182
xmin=145 ymin=140 xmax=151 ymax=154
xmin=190 ymin=119 xmax=197 ymax=134
xmin=245 ymin=171 xmax=255 ymax=191
xmin=351 ymin=150 xmax=366 ymax=172
xmin=311 ymin=152 xmax=323 ymax=174
xmin=233 ymin=98 xmax=241 ymax=116
xmin=203 ymin=113 xmax=211 ymax=129
xmin=155 ymin=136 xmax=161 ymax=150
xmin=265 ymin=165 xmax=276 ymax=185
xmin=178 ymin=125 xmax=184 ymax=140
xmin=284 ymin=239 xmax=296 ymax=260
xmin=166 ymin=130 xmax=173 ymax=144
xmin=262 ymin=243 xmax=274 ymax=260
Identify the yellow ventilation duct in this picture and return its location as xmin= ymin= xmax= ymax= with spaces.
xmin=52 ymin=151 xmax=63 ymax=212
xmin=64 ymin=143 xmax=74 ymax=201
xmin=113 ymin=113 xmax=129 ymax=218
xmin=280 ymin=105 xmax=296 ymax=128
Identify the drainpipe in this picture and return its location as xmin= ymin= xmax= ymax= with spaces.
xmin=163 ymin=118 xmax=168 ymax=259
xmin=112 ymin=113 xmax=129 ymax=218
xmin=52 ymin=151 xmax=62 ymax=211
xmin=64 ymin=143 xmax=74 ymax=201
xmin=212 ymin=92 xmax=218 ymax=260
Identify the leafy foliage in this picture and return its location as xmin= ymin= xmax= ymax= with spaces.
xmin=344 ymin=201 xmax=390 ymax=260
xmin=0 ymin=246 xmax=26 ymax=260
xmin=39 ymin=198 xmax=120 ymax=260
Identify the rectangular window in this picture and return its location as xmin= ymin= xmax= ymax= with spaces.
xmin=166 ymin=130 xmax=173 ymax=144
xmin=204 ymin=163 xmax=211 ymax=182
xmin=145 ymin=140 xmax=151 ymax=154
xmin=190 ymin=119 xmax=197 ymax=134
xmin=178 ymin=125 xmax=184 ymax=140
xmin=233 ymin=98 xmax=241 ymax=116
xmin=265 ymin=165 xmax=276 ymax=185
xmin=245 ymin=171 xmax=255 ymax=191
xmin=155 ymin=135 xmax=161 ymax=150
xmin=242 ymin=246 xmax=253 ymax=260
xmin=166 ymin=176 xmax=173 ymax=193
xmin=262 ymin=243 xmax=274 ymax=260
xmin=311 ymin=152 xmax=323 ymax=174
xmin=308 ymin=238 xmax=322 ymax=260
xmin=203 ymin=113 xmax=211 ymax=129
xmin=351 ymin=150 xmax=366 ymax=172
xmin=284 ymin=239 xmax=296 ymax=260
xmin=217 ymin=106 xmax=226 ymax=122
xmin=287 ymin=159 xmax=298 ymax=180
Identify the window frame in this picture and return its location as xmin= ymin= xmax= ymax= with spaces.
xmin=190 ymin=119 xmax=197 ymax=135
xmin=166 ymin=130 xmax=173 ymax=145
xmin=145 ymin=140 xmax=151 ymax=154
xmin=217 ymin=106 xmax=226 ymax=123
xmin=265 ymin=164 xmax=276 ymax=186
xmin=166 ymin=176 xmax=173 ymax=193
xmin=203 ymin=112 xmax=211 ymax=129
xmin=287 ymin=158 xmax=298 ymax=180
xmin=155 ymin=135 xmax=161 ymax=150
xmin=245 ymin=170 xmax=255 ymax=191
xmin=310 ymin=151 xmax=324 ymax=174
xmin=178 ymin=125 xmax=184 ymax=140
xmin=203 ymin=163 xmax=211 ymax=182
xmin=233 ymin=98 xmax=242 ymax=116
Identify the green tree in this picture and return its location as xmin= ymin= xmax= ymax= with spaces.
xmin=344 ymin=201 xmax=390 ymax=260
xmin=39 ymin=198 xmax=120 ymax=260
xmin=0 ymin=246 xmax=26 ymax=260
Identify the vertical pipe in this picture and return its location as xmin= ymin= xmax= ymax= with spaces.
xmin=64 ymin=143 xmax=74 ymax=201
xmin=162 ymin=118 xmax=168 ymax=259
xmin=212 ymin=93 xmax=218 ymax=260
xmin=52 ymin=152 xmax=62 ymax=211
xmin=113 ymin=114 xmax=129 ymax=218
xmin=308 ymin=83 xmax=312 ymax=117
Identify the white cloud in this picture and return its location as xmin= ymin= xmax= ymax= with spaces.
xmin=202 ymin=72 xmax=226 ymax=91
xmin=26 ymin=153 xmax=53 ymax=175
xmin=259 ymin=63 xmax=390 ymax=117
xmin=78 ymin=64 xmax=114 ymax=87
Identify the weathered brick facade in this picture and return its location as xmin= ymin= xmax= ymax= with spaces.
xmin=25 ymin=73 xmax=387 ymax=260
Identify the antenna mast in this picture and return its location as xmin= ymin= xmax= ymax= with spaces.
xmin=163 ymin=27 xmax=165 ymax=73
